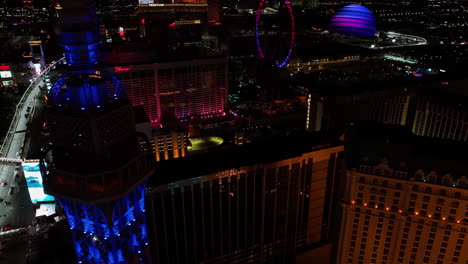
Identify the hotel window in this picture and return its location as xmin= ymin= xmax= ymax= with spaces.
xmin=393 ymin=199 xmax=399 ymax=205
xmin=437 ymin=198 xmax=445 ymax=205
xmin=452 ymin=257 xmax=458 ymax=262
xmin=411 ymin=194 xmax=417 ymax=200
xmin=430 ymin=233 xmax=435 ymax=238
xmin=359 ymin=185 xmax=364 ymax=191
xmin=445 ymin=230 xmax=451 ymax=235
xmin=423 ymin=196 xmax=430 ymax=202
xmin=460 ymin=234 xmax=465 ymax=238
xmin=440 ymin=248 xmax=446 ymax=253
xmin=402 ymin=239 xmax=407 ymax=245
xmin=455 ymin=245 xmax=462 ymax=250
xmin=425 ymin=187 xmax=432 ymax=193
xmin=422 ymin=203 xmax=428 ymax=209
xmin=454 ymin=251 xmax=460 ymax=256
xmin=455 ymin=192 xmax=461 ymax=198
xmin=359 ymin=177 xmax=365 ymax=183
xmin=426 ymin=245 xmax=432 ymax=250
xmin=394 ymin=191 xmax=400 ymax=197
xmin=357 ymin=193 xmax=363 ymax=198
xmin=457 ymin=239 xmax=464 ymax=244
xmin=442 ymin=242 xmax=447 ymax=248
xmin=428 ymin=239 xmax=434 ymax=245
xmin=452 ymin=201 xmax=460 ymax=208
xmin=438 ymin=254 xmax=444 ymax=259
xmin=440 ymin=189 xmax=447 ymax=196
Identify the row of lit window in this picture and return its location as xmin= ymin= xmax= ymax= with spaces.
xmin=351 ymin=200 xmax=468 ymax=226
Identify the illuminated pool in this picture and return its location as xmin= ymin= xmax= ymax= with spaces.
xmin=188 ymin=137 xmax=224 ymax=152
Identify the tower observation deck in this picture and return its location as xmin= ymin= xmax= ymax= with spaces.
xmin=40 ymin=0 xmax=155 ymax=263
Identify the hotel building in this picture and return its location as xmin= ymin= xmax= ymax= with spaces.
xmin=320 ymin=95 xmax=468 ymax=142
xmin=106 ymin=54 xmax=228 ymax=126
xmin=146 ymin=134 xmax=344 ymax=263
xmin=337 ymin=162 xmax=468 ymax=264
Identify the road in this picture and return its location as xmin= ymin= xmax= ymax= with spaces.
xmin=0 ymin=59 xmax=63 ymax=263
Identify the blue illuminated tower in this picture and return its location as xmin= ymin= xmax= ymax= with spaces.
xmin=39 ymin=0 xmax=154 ymax=263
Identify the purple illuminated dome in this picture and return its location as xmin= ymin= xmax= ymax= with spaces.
xmin=330 ymin=4 xmax=376 ymax=38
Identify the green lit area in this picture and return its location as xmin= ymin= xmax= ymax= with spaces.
xmin=188 ymin=137 xmax=224 ymax=152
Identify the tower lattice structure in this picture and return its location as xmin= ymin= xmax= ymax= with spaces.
xmin=40 ymin=0 xmax=154 ymax=263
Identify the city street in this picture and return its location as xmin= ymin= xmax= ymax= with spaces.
xmin=0 ymin=60 xmax=61 ymax=263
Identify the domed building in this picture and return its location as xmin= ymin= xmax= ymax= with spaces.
xmin=330 ymin=4 xmax=376 ymax=38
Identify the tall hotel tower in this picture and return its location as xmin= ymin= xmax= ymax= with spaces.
xmin=39 ymin=0 xmax=155 ymax=263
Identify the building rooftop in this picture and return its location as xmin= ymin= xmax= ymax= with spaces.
xmin=148 ymin=131 xmax=343 ymax=186
xmin=345 ymin=121 xmax=468 ymax=178
xmin=101 ymin=43 xmax=224 ymax=66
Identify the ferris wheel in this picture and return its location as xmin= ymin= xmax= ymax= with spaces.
xmin=255 ymin=0 xmax=295 ymax=68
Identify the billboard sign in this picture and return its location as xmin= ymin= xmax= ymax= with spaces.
xmin=22 ymin=162 xmax=55 ymax=203
xmin=0 ymin=71 xmax=12 ymax=78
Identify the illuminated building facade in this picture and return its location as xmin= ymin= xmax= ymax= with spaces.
xmin=323 ymin=95 xmax=468 ymax=142
xmin=337 ymin=163 xmax=468 ymax=264
xmin=153 ymin=131 xmax=188 ymax=161
xmin=40 ymin=1 xmax=154 ymax=263
xmin=146 ymin=137 xmax=344 ymax=263
xmin=330 ymin=4 xmax=377 ymax=38
xmin=110 ymin=57 xmax=228 ymax=126
xmin=411 ymin=99 xmax=468 ymax=141
xmin=306 ymin=93 xmax=324 ymax=132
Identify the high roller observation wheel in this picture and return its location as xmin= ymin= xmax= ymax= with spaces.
xmin=255 ymin=0 xmax=295 ymax=68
